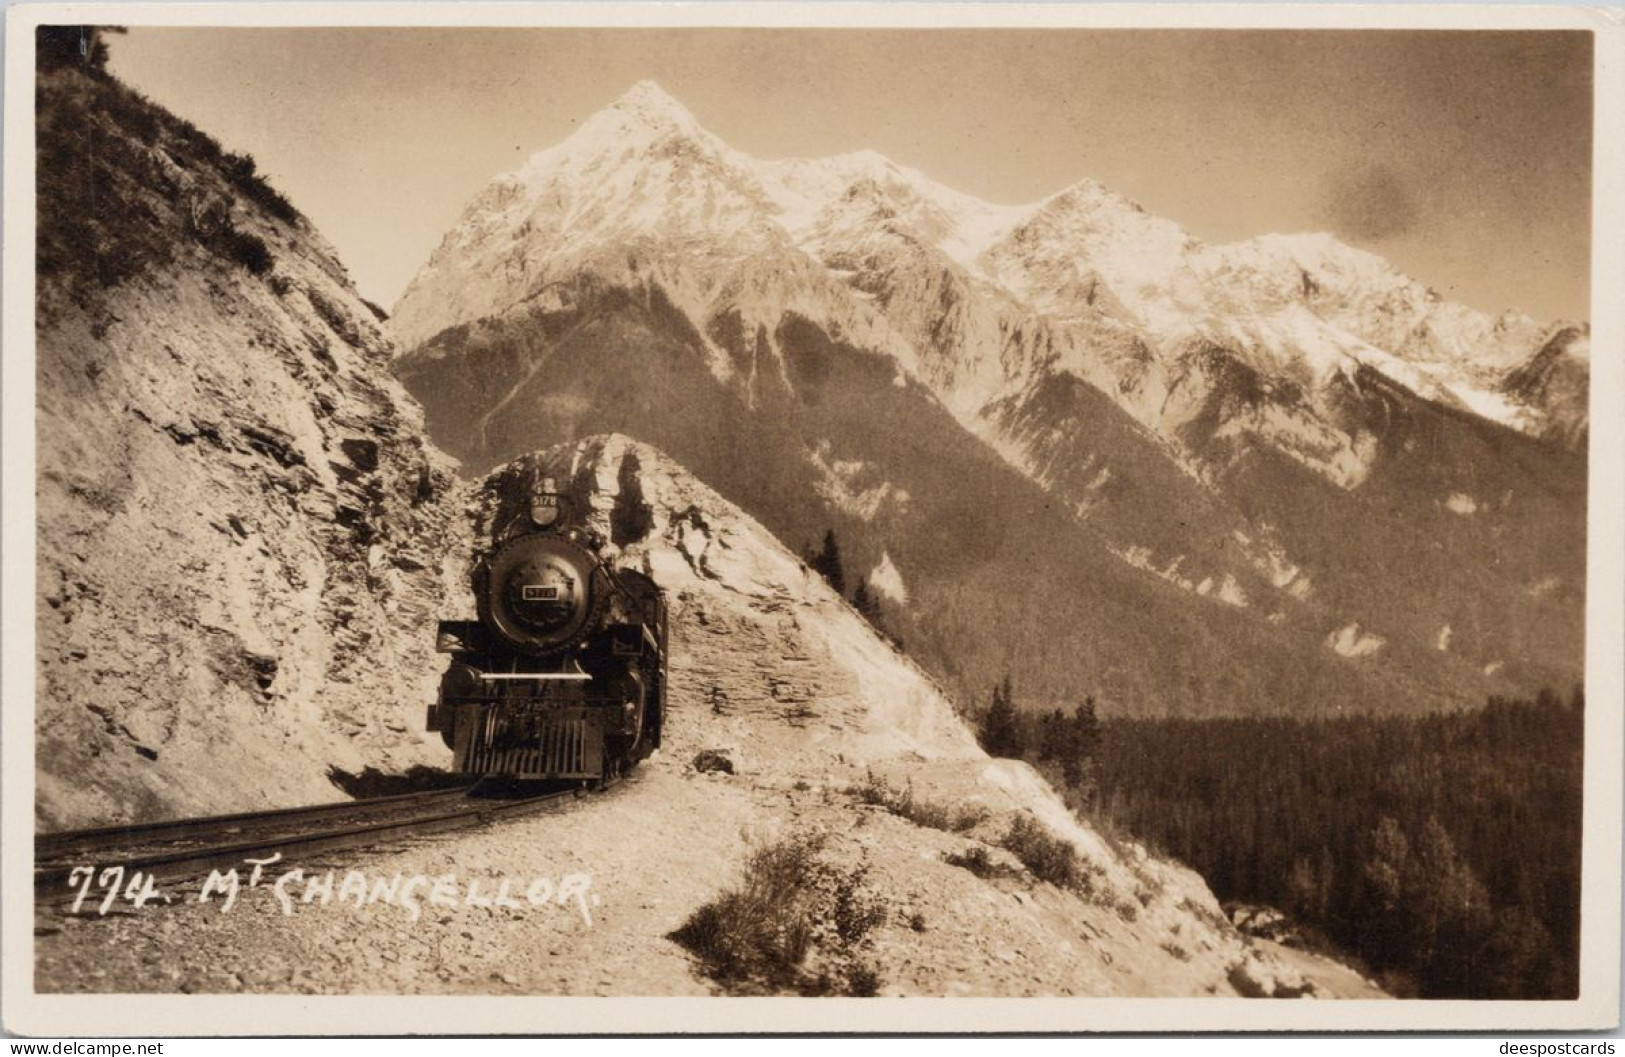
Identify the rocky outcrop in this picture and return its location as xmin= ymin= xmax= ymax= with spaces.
xmin=1500 ymin=325 xmax=1590 ymax=450
xmin=35 ymin=66 xmax=462 ymax=828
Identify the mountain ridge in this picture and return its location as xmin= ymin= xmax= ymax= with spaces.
xmin=391 ymin=80 xmax=1585 ymax=719
xmin=392 ymin=81 xmax=1586 ymax=454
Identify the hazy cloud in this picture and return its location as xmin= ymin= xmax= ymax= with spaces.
xmin=1323 ymin=165 xmax=1420 ymax=242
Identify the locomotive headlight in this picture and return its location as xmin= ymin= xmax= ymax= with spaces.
xmin=505 ymin=559 xmax=581 ymax=633
xmin=481 ymin=532 xmax=601 ymax=654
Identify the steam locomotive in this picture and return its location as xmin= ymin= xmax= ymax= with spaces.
xmin=425 ymin=479 xmax=667 ymax=783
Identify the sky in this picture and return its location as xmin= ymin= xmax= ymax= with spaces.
xmin=107 ymin=27 xmax=1593 ymax=321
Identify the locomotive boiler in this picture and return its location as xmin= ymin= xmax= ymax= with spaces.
xmin=425 ymin=479 xmax=667 ymax=782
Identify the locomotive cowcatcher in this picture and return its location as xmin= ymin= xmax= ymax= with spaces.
xmin=425 ymin=478 xmax=667 ymax=782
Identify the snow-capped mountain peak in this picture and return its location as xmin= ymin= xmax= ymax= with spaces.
xmin=606 ymin=79 xmax=698 ymax=123
xmin=515 ymin=79 xmax=732 ymax=185
xmin=391 ymin=85 xmax=1585 ymax=455
xmin=550 ymin=80 xmax=710 ymax=153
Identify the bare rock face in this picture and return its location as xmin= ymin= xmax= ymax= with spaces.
xmin=35 ymin=67 xmax=462 ymax=829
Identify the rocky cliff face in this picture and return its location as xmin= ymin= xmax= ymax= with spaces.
xmin=35 ymin=66 xmax=462 ymax=829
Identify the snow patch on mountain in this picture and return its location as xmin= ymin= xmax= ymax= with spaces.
xmin=1232 ymin=530 xmax=1309 ymax=594
xmin=1446 ymin=493 xmax=1479 ymax=516
xmin=1527 ymin=575 xmax=1563 ymax=599
xmin=1115 ymin=545 xmax=1195 ymax=595
xmin=809 ymin=440 xmax=910 ymax=521
xmin=1326 ymin=622 xmax=1387 ymax=659
xmin=869 ymin=551 xmax=909 ymax=604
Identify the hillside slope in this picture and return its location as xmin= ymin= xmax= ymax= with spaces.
xmin=35 ymin=64 xmax=461 ymax=828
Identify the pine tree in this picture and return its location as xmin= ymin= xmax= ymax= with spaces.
xmin=852 ymin=581 xmax=881 ymax=623
xmin=1059 ymin=696 xmax=1101 ymax=799
xmin=1073 ymin=695 xmax=1101 ymax=760
xmin=38 ymin=26 xmax=124 ymax=74
xmin=1037 ymin=707 xmax=1066 ymax=762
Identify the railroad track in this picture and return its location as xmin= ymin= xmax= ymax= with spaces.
xmin=34 ymin=780 xmax=597 ymax=912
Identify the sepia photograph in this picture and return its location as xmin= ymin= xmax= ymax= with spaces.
xmin=3 ymin=2 xmax=1620 ymax=1036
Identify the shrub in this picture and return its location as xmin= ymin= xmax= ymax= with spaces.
xmin=306 ymin=286 xmax=363 ymax=343
xmin=223 ymin=150 xmax=301 ymax=225
xmin=219 ymin=225 xmax=273 ymax=275
xmin=173 ymin=115 xmax=225 ymax=165
xmin=36 ymin=72 xmax=172 ymax=297
xmin=943 ymin=843 xmax=1022 ymax=881
xmin=669 ymin=833 xmax=885 ymax=996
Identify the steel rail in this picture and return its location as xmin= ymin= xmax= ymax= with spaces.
xmin=34 ymin=784 xmax=600 ymax=910
xmin=35 ymin=785 xmax=479 ymax=863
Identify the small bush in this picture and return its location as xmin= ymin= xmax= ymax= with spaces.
xmin=223 ymin=150 xmax=301 ymax=225
xmin=1000 ymin=814 xmax=1087 ymax=892
xmin=307 ymin=287 xmax=361 ymax=343
xmin=849 ymin=772 xmax=986 ymax=833
xmin=847 ymin=964 xmax=882 ymax=997
xmin=184 ymin=195 xmax=274 ymax=277
xmin=669 ymin=833 xmax=885 ymax=997
xmin=173 ymin=115 xmax=225 ymax=165
xmin=830 ymin=862 xmax=888 ymax=947
xmin=943 ymin=843 xmax=1022 ymax=881
xmin=219 ymin=225 xmax=273 ymax=275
